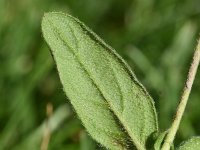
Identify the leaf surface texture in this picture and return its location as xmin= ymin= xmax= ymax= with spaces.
xmin=42 ymin=12 xmax=158 ymax=150
xmin=177 ymin=137 xmax=200 ymax=150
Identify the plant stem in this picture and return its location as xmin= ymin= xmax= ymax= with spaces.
xmin=161 ymin=39 xmax=200 ymax=150
xmin=40 ymin=103 xmax=53 ymax=150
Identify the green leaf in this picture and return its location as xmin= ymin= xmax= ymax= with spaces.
xmin=177 ymin=137 xmax=200 ymax=150
xmin=154 ymin=131 xmax=167 ymax=150
xmin=42 ymin=12 xmax=158 ymax=150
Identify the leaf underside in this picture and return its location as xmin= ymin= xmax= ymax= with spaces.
xmin=42 ymin=12 xmax=158 ymax=150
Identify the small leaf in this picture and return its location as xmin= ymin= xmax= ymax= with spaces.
xmin=154 ymin=131 xmax=167 ymax=150
xmin=42 ymin=12 xmax=158 ymax=150
xmin=177 ymin=137 xmax=200 ymax=150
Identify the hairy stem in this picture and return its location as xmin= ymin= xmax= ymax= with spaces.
xmin=161 ymin=39 xmax=200 ymax=150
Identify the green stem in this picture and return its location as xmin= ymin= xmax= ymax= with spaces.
xmin=161 ymin=39 xmax=200 ymax=150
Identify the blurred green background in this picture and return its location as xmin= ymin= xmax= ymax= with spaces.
xmin=0 ymin=0 xmax=200 ymax=149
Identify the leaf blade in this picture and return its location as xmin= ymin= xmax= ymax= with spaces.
xmin=42 ymin=12 xmax=158 ymax=150
xmin=177 ymin=137 xmax=200 ymax=150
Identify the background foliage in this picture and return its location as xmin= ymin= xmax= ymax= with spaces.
xmin=0 ymin=0 xmax=200 ymax=149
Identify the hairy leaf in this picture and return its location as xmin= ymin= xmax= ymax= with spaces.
xmin=177 ymin=137 xmax=200 ymax=150
xmin=154 ymin=131 xmax=167 ymax=150
xmin=42 ymin=12 xmax=158 ymax=150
